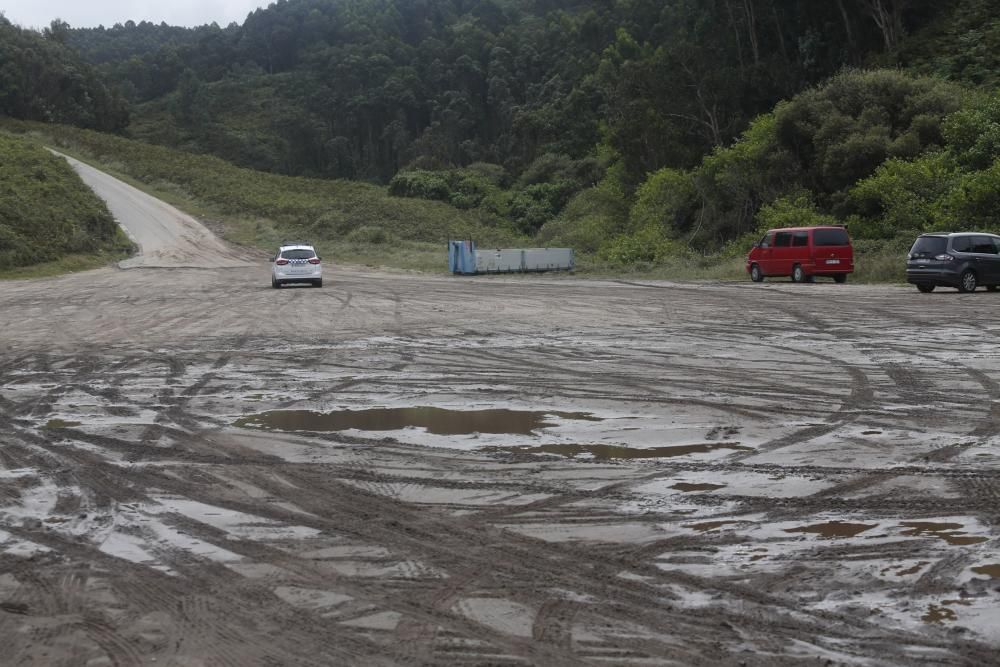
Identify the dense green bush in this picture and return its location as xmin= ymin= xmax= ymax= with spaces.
xmin=628 ymin=167 xmax=696 ymax=237
xmin=846 ymin=153 xmax=959 ymax=238
xmin=0 ymin=132 xmax=130 ymax=269
xmin=756 ymin=192 xmax=840 ymax=230
xmin=387 ymin=170 xmax=451 ymax=201
xmin=537 ymin=182 xmax=629 ymax=254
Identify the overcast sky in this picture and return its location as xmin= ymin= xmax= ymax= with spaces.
xmin=2 ymin=0 xmax=268 ymax=30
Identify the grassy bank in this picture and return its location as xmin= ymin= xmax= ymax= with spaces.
xmin=0 ymin=131 xmax=132 ymax=273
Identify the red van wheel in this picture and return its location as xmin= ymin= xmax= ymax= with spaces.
xmin=791 ymin=265 xmax=805 ymax=283
xmin=750 ymin=264 xmax=764 ymax=282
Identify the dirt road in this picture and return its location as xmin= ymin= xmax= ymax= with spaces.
xmin=1 ymin=165 xmax=998 ymax=665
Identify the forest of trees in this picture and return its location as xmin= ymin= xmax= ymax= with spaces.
xmin=3 ymin=0 xmax=999 ymax=264
xmin=61 ymin=0 xmax=960 ymax=183
xmin=0 ymin=16 xmax=129 ymax=131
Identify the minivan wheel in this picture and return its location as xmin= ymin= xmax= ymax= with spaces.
xmin=750 ymin=264 xmax=764 ymax=282
xmin=959 ymin=270 xmax=977 ymax=293
xmin=791 ymin=265 xmax=805 ymax=283
xmin=834 ymin=274 xmax=847 ymax=284
xmin=917 ymin=284 xmax=935 ymax=293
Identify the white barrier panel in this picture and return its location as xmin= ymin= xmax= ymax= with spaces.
xmin=522 ymin=248 xmax=574 ymax=272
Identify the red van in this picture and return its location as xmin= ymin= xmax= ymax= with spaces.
xmin=746 ymin=226 xmax=854 ymax=283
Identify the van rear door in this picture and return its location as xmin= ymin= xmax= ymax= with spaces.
xmin=811 ymin=227 xmax=853 ymax=272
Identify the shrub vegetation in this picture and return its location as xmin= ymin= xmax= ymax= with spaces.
xmin=0 ymin=132 xmax=131 ymax=271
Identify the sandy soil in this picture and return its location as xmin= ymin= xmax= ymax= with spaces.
xmin=0 ymin=162 xmax=998 ymax=665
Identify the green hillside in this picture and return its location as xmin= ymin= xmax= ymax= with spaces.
xmin=3 ymin=0 xmax=1000 ymax=276
xmin=0 ymin=132 xmax=131 ymax=274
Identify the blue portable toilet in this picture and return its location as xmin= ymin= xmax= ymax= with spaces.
xmin=449 ymin=240 xmax=477 ymax=275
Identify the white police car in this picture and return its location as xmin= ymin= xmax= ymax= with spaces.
xmin=271 ymin=242 xmax=323 ymax=288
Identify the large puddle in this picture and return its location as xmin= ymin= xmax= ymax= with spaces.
xmin=898 ymin=522 xmax=989 ymax=546
xmin=496 ymin=442 xmax=751 ymax=460
xmin=235 ymin=407 xmax=601 ymax=436
xmin=784 ymin=521 xmax=877 ymax=539
xmin=972 ymin=564 xmax=1000 ymax=579
xmin=671 ymin=482 xmax=727 ymax=492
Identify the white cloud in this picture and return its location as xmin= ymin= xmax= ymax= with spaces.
xmin=2 ymin=0 xmax=267 ymax=30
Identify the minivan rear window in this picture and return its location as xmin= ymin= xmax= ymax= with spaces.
xmin=813 ymin=228 xmax=850 ymax=246
xmin=281 ymin=249 xmax=316 ymax=260
xmin=910 ymin=236 xmax=947 ymax=256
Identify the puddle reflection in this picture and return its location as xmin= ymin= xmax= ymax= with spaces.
xmin=684 ymin=520 xmax=738 ymax=532
xmin=899 ymin=522 xmax=989 ymax=546
xmin=971 ymin=564 xmax=1000 ymax=579
xmin=236 ymin=407 xmax=601 ymax=436
xmin=671 ymin=482 xmax=727 ymax=492
xmin=498 ymin=442 xmax=750 ymax=460
xmin=784 ymin=521 xmax=877 ymax=539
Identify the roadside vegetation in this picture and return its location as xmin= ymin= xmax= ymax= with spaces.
xmin=0 ymin=132 xmax=132 ymax=276
xmin=0 ymin=119 xmax=523 ymax=272
xmin=3 ymin=1 xmax=1000 ymax=279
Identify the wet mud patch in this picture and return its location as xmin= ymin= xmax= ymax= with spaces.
xmin=784 ymin=521 xmax=878 ymax=539
xmin=671 ymin=482 xmax=726 ymax=492
xmin=684 ymin=520 xmax=739 ymax=532
xmin=898 ymin=522 xmax=989 ymax=546
xmin=235 ymin=407 xmax=601 ymax=436
xmin=42 ymin=419 xmax=82 ymax=429
xmin=498 ymin=442 xmax=751 ymax=460
xmin=922 ymin=600 xmax=971 ymax=624
xmin=971 ymin=564 xmax=1000 ymax=579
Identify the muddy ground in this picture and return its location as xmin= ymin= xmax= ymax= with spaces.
xmin=2 ymin=266 xmax=999 ymax=666
xmin=1 ymin=164 xmax=999 ymax=666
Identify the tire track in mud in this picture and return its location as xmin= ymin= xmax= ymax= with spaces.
xmin=119 ymin=454 xmax=991 ymax=665
xmin=3 ymin=525 xmax=384 ymax=666
xmin=4 ymin=274 xmax=1000 ymax=663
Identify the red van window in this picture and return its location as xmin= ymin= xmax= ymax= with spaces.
xmin=774 ymin=232 xmax=792 ymax=247
xmin=814 ymin=228 xmax=850 ymax=246
xmin=792 ymin=232 xmax=808 ymax=247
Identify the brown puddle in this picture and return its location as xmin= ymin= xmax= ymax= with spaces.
xmin=501 ymin=442 xmax=751 ymax=460
xmin=922 ymin=604 xmax=957 ymax=624
xmin=684 ymin=520 xmax=737 ymax=532
xmin=235 ymin=407 xmax=601 ymax=436
xmin=784 ymin=521 xmax=877 ymax=539
xmin=43 ymin=419 xmax=82 ymax=429
xmin=671 ymin=482 xmax=727 ymax=493
xmin=899 ymin=522 xmax=989 ymax=546
xmin=971 ymin=564 xmax=1000 ymax=579
xmin=896 ymin=562 xmax=928 ymax=576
